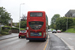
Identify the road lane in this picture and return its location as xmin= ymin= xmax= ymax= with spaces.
xmin=55 ymin=33 xmax=75 ymax=50
xmin=0 ymin=37 xmax=18 ymax=45
xmin=0 ymin=33 xmax=18 ymax=40
xmin=0 ymin=36 xmax=48 ymax=50
xmin=0 ymin=32 xmax=71 ymax=50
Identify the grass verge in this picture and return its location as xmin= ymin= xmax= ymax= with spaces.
xmin=65 ymin=28 xmax=75 ymax=33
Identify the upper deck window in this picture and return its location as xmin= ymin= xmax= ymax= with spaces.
xmin=30 ymin=12 xmax=43 ymax=17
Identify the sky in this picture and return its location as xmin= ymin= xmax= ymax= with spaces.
xmin=0 ymin=0 xmax=75 ymax=25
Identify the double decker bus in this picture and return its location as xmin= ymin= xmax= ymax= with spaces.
xmin=26 ymin=11 xmax=48 ymax=41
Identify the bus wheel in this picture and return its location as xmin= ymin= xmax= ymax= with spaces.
xmin=19 ymin=36 xmax=21 ymax=38
xmin=29 ymin=40 xmax=32 ymax=42
xmin=44 ymin=39 xmax=46 ymax=41
xmin=44 ymin=37 xmax=47 ymax=41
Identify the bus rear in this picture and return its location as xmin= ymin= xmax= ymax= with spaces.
xmin=26 ymin=11 xmax=48 ymax=41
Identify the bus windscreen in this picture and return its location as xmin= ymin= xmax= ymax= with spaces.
xmin=29 ymin=21 xmax=43 ymax=30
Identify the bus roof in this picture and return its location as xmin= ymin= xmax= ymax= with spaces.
xmin=28 ymin=11 xmax=45 ymax=13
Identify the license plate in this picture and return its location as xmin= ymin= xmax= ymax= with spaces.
xmin=31 ymin=33 xmax=42 ymax=36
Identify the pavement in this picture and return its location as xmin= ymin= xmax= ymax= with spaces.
xmin=48 ymin=32 xmax=70 ymax=50
xmin=55 ymin=33 xmax=75 ymax=50
xmin=0 ymin=33 xmax=18 ymax=40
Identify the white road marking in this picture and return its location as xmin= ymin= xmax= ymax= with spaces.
xmin=48 ymin=35 xmax=49 ymax=39
xmin=68 ymin=38 xmax=73 ymax=40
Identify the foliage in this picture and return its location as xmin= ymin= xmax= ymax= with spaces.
xmin=15 ymin=23 xmax=19 ymax=28
xmin=12 ymin=23 xmax=19 ymax=28
xmin=50 ymin=14 xmax=75 ymax=32
xmin=4 ymin=25 xmax=11 ymax=28
xmin=11 ymin=27 xmax=26 ymax=31
xmin=11 ymin=27 xmax=19 ymax=30
xmin=51 ymin=14 xmax=60 ymax=29
xmin=20 ymin=21 xmax=27 ymax=28
xmin=56 ymin=17 xmax=74 ymax=31
xmin=1 ymin=26 xmax=11 ymax=35
xmin=1 ymin=31 xmax=9 ymax=35
xmin=0 ymin=7 xmax=11 ymax=25
xmin=20 ymin=28 xmax=26 ymax=30
xmin=72 ymin=18 xmax=75 ymax=28
xmin=2 ymin=26 xmax=11 ymax=30
xmin=16 ymin=23 xmax=19 ymax=27
xmin=48 ymin=25 xmax=50 ymax=29
xmin=12 ymin=23 xmax=15 ymax=26
xmin=0 ymin=34 xmax=2 ymax=36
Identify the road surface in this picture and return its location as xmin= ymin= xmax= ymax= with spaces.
xmin=0 ymin=37 xmax=48 ymax=50
xmin=0 ymin=32 xmax=70 ymax=50
xmin=0 ymin=33 xmax=18 ymax=40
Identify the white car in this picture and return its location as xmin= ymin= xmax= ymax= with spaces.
xmin=48 ymin=29 xmax=51 ymax=32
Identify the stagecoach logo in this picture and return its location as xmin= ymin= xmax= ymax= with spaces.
xmin=39 ymin=33 xmax=42 ymax=36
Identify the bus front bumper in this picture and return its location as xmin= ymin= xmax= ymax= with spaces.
xmin=26 ymin=38 xmax=46 ymax=40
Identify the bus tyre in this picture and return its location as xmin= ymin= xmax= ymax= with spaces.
xmin=44 ymin=38 xmax=46 ymax=41
xmin=44 ymin=37 xmax=47 ymax=41
xmin=44 ymin=39 xmax=46 ymax=42
xmin=19 ymin=36 xmax=21 ymax=38
xmin=44 ymin=39 xmax=46 ymax=41
xmin=29 ymin=40 xmax=32 ymax=42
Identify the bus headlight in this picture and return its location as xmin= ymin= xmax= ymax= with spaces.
xmin=27 ymin=27 xmax=29 ymax=30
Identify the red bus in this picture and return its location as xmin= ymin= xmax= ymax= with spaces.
xmin=26 ymin=11 xmax=48 ymax=41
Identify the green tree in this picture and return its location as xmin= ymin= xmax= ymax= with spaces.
xmin=16 ymin=23 xmax=19 ymax=27
xmin=48 ymin=25 xmax=50 ymax=29
xmin=56 ymin=17 xmax=74 ymax=31
xmin=20 ymin=21 xmax=27 ymax=28
xmin=51 ymin=14 xmax=60 ymax=29
xmin=72 ymin=18 xmax=75 ymax=29
xmin=0 ymin=7 xmax=11 ymax=25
